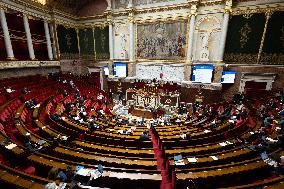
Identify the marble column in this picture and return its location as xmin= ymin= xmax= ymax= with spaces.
xmin=0 ymin=8 xmax=14 ymax=59
xmin=128 ymin=15 xmax=135 ymax=61
xmin=49 ymin=23 xmax=58 ymax=59
xmin=186 ymin=14 xmax=196 ymax=62
xmin=108 ymin=20 xmax=114 ymax=75
xmin=109 ymin=22 xmax=114 ymax=60
xmin=218 ymin=11 xmax=230 ymax=61
xmin=23 ymin=14 xmax=35 ymax=60
xmin=44 ymin=21 xmax=53 ymax=60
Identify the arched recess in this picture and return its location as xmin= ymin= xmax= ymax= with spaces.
xmin=194 ymin=15 xmax=222 ymax=61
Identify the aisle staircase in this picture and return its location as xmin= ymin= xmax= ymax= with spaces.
xmin=149 ymin=129 xmax=176 ymax=189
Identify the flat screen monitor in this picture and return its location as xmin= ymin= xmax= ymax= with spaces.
xmin=114 ymin=62 xmax=127 ymax=77
xmin=221 ymin=71 xmax=236 ymax=83
xmin=104 ymin=65 xmax=109 ymax=76
xmin=192 ymin=64 xmax=213 ymax=83
xmin=174 ymin=154 xmax=183 ymax=161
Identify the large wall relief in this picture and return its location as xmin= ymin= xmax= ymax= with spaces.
xmin=114 ymin=22 xmax=129 ymax=59
xmin=136 ymin=20 xmax=187 ymax=60
xmin=193 ymin=15 xmax=222 ymax=62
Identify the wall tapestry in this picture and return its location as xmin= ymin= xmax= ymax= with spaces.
xmin=136 ymin=20 xmax=187 ymax=60
xmin=224 ymin=13 xmax=265 ymax=64
xmin=261 ymin=11 xmax=284 ymax=64
xmin=57 ymin=24 xmax=79 ymax=59
xmin=94 ymin=26 xmax=110 ymax=60
xmin=79 ymin=28 xmax=95 ymax=60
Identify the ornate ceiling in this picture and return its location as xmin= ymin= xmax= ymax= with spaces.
xmin=46 ymin=0 xmax=107 ymax=16
xmin=26 ymin=0 xmax=259 ymax=17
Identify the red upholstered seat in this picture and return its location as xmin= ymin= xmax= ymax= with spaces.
xmin=0 ymin=153 xmax=4 ymax=163
xmin=22 ymin=165 xmax=36 ymax=175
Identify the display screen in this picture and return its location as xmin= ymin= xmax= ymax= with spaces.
xmin=103 ymin=65 xmax=109 ymax=76
xmin=113 ymin=62 xmax=127 ymax=77
xmin=192 ymin=64 xmax=213 ymax=83
xmin=221 ymin=71 xmax=236 ymax=83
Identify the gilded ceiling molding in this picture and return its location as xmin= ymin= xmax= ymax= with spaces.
xmin=54 ymin=19 xmax=77 ymax=28
xmin=199 ymin=0 xmax=224 ymax=6
xmin=135 ymin=14 xmax=188 ymax=24
xmin=1 ymin=1 xmax=52 ymax=21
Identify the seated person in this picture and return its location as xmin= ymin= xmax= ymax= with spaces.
xmin=65 ymin=166 xmax=75 ymax=183
xmin=45 ymin=167 xmax=60 ymax=189
xmin=57 ymin=168 xmax=68 ymax=182
xmin=23 ymin=135 xmax=38 ymax=152
xmin=140 ymin=131 xmax=149 ymax=141
xmin=88 ymin=122 xmax=96 ymax=132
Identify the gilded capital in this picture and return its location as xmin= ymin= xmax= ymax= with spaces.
xmin=128 ymin=15 xmax=134 ymax=23
xmin=265 ymin=10 xmax=273 ymax=19
xmin=190 ymin=4 xmax=197 ymax=15
xmin=224 ymin=0 xmax=232 ymax=14
xmin=106 ymin=19 xmax=113 ymax=26
xmin=106 ymin=10 xmax=113 ymax=17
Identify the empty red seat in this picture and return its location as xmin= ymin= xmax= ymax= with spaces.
xmin=22 ymin=165 xmax=36 ymax=175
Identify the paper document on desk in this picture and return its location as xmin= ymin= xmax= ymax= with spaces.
xmin=76 ymin=168 xmax=91 ymax=176
xmin=175 ymin=160 xmax=185 ymax=166
xmin=204 ymin=129 xmax=211 ymax=133
xmin=5 ymin=143 xmax=17 ymax=150
xmin=219 ymin=142 xmax=227 ymax=146
xmin=117 ymin=130 xmax=123 ymax=134
xmin=266 ymin=137 xmax=278 ymax=142
xmin=226 ymin=141 xmax=233 ymax=145
xmin=187 ymin=157 xmax=198 ymax=163
xmin=210 ymin=156 xmax=218 ymax=160
xmin=58 ymin=183 xmax=67 ymax=189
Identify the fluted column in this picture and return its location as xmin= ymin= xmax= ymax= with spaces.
xmin=44 ymin=21 xmax=53 ymax=60
xmin=23 ymin=14 xmax=35 ymax=60
xmin=108 ymin=21 xmax=114 ymax=60
xmin=49 ymin=23 xmax=57 ymax=59
xmin=128 ymin=12 xmax=135 ymax=61
xmin=218 ymin=12 xmax=229 ymax=61
xmin=107 ymin=16 xmax=114 ymax=76
xmin=218 ymin=0 xmax=232 ymax=61
xmin=0 ymin=8 xmax=14 ymax=60
xmin=186 ymin=4 xmax=197 ymax=63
